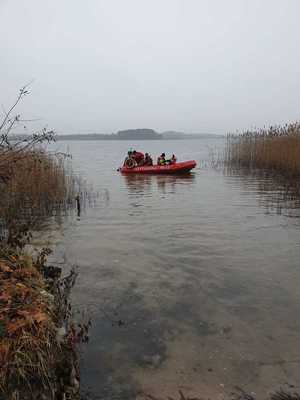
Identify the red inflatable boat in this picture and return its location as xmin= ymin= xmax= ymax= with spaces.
xmin=119 ymin=160 xmax=197 ymax=174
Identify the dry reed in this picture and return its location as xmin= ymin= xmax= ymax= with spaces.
xmin=0 ymin=148 xmax=76 ymax=225
xmin=225 ymin=122 xmax=300 ymax=176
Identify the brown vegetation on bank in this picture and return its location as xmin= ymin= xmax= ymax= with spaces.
xmin=0 ymin=87 xmax=84 ymax=399
xmin=0 ymin=245 xmax=82 ymax=399
xmin=225 ymin=122 xmax=300 ymax=176
xmin=0 ymin=86 xmax=78 ymax=236
xmin=0 ymin=148 xmax=75 ymax=223
xmin=0 ymin=247 xmax=60 ymax=397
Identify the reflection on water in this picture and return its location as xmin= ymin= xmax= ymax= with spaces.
xmin=42 ymin=140 xmax=300 ymax=400
xmin=225 ymin=167 xmax=300 ymax=219
xmin=124 ymin=173 xmax=196 ymax=196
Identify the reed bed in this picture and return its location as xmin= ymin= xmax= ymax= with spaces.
xmin=0 ymin=148 xmax=77 ymax=226
xmin=225 ymin=122 xmax=300 ymax=176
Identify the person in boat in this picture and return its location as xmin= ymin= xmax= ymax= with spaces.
xmin=169 ymin=154 xmax=177 ymax=164
xmin=123 ymin=150 xmax=132 ymax=166
xmin=132 ymin=150 xmax=144 ymax=166
xmin=144 ymin=153 xmax=153 ymax=166
xmin=157 ymin=153 xmax=166 ymax=165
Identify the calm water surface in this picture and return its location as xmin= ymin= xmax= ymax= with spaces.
xmin=43 ymin=139 xmax=300 ymax=399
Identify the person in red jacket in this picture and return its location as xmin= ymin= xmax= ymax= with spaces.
xmin=132 ymin=150 xmax=144 ymax=165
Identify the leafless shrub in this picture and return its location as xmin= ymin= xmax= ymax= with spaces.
xmin=0 ymin=86 xmax=78 ymax=239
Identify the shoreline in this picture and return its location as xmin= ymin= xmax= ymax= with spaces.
xmin=0 ymin=245 xmax=81 ymax=399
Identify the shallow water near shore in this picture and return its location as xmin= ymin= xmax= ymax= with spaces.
xmin=42 ymin=139 xmax=300 ymax=399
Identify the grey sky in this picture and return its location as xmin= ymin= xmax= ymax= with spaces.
xmin=1 ymin=0 xmax=300 ymax=134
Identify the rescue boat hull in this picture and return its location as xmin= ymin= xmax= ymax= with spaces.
xmin=119 ymin=160 xmax=197 ymax=174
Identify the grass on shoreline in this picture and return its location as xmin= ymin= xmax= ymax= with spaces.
xmin=0 ymin=148 xmax=76 ymax=224
xmin=0 ymin=144 xmax=83 ymax=398
xmin=0 ymin=87 xmax=86 ymax=398
xmin=225 ymin=122 xmax=300 ymax=177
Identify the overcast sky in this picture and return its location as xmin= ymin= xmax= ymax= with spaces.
xmin=1 ymin=0 xmax=300 ymax=134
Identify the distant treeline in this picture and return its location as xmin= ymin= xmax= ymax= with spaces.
xmin=56 ymin=129 xmax=223 ymax=141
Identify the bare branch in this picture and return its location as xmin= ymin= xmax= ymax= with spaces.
xmin=0 ymin=85 xmax=29 ymax=132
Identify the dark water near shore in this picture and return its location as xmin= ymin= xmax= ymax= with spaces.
xmin=41 ymin=139 xmax=300 ymax=399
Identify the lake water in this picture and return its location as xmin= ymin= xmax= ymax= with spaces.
xmin=42 ymin=139 xmax=300 ymax=399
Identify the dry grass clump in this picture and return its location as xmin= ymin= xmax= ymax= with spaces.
xmin=0 ymin=246 xmax=80 ymax=399
xmin=0 ymin=148 xmax=76 ymax=223
xmin=225 ymin=122 xmax=300 ymax=176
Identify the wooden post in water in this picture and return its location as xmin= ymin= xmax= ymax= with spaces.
xmin=75 ymin=194 xmax=81 ymax=217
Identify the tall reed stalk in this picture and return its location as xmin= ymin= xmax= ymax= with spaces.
xmin=225 ymin=122 xmax=300 ymax=176
xmin=0 ymin=148 xmax=77 ymax=227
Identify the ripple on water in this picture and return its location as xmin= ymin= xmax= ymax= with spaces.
xmin=43 ymin=140 xmax=300 ymax=399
